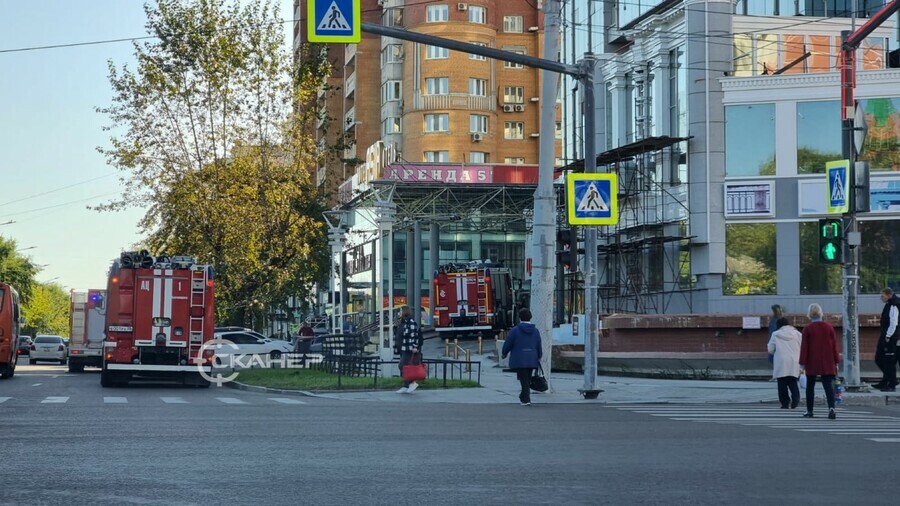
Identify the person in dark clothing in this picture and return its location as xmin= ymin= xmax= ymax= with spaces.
xmin=394 ymin=307 xmax=423 ymax=394
xmin=799 ymin=303 xmax=842 ymax=420
xmin=501 ymin=308 xmax=543 ymax=406
xmin=873 ymin=288 xmax=900 ymax=391
xmin=293 ymin=321 xmax=315 ymax=353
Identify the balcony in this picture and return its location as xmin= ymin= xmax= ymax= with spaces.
xmin=344 ymin=143 xmax=357 ymax=161
xmin=413 ymin=93 xmax=496 ymax=112
xmin=344 ymin=106 xmax=356 ymax=131
xmin=345 ymin=44 xmax=357 ymax=66
xmin=345 ymin=72 xmax=356 ymax=99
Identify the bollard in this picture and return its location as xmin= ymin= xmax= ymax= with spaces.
xmin=444 ymin=338 xmax=450 ymax=357
xmin=465 ymin=349 xmax=471 ymax=372
xmin=453 ymin=338 xmax=459 ymax=359
xmin=477 ymin=335 xmax=483 ymax=355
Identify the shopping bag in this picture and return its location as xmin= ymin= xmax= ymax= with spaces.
xmin=401 ymin=352 xmax=427 ymax=382
xmin=798 ymin=373 xmax=807 ymax=389
xmin=530 ymin=365 xmax=549 ymax=392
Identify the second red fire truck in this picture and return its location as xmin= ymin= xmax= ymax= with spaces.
xmin=68 ymin=289 xmax=106 ymax=372
xmin=102 ymin=251 xmax=216 ymax=388
xmin=432 ymin=261 xmax=514 ymax=338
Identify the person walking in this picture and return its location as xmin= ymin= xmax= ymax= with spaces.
xmin=767 ymin=304 xmax=785 ymax=381
xmin=394 ymin=307 xmax=423 ymax=394
xmin=501 ymin=308 xmax=543 ymax=406
xmin=293 ymin=320 xmax=315 ymax=353
xmin=767 ymin=317 xmax=801 ymax=409
xmin=873 ymin=288 xmax=900 ymax=391
xmin=799 ymin=303 xmax=842 ymax=420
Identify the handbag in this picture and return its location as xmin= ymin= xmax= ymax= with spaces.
xmin=401 ymin=352 xmax=427 ymax=382
xmin=798 ymin=373 xmax=807 ymax=389
xmin=529 ymin=365 xmax=549 ymax=392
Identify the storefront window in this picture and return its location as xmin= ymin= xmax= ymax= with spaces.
xmin=860 ymin=220 xmax=900 ymax=293
xmin=797 ymin=101 xmax=841 ymax=174
xmin=724 ymin=223 xmax=776 ymax=295
xmin=858 ymin=97 xmax=900 ymax=172
xmin=799 ymin=222 xmax=841 ymax=294
xmin=725 ymin=104 xmax=776 ymax=176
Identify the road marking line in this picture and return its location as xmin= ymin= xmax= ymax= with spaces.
xmin=0 ymin=397 xmax=10 ymax=404
xmin=216 ymin=397 xmax=248 ymax=405
xmin=41 ymin=396 xmax=69 ymax=404
xmin=104 ymin=397 xmax=128 ymax=404
xmin=867 ymin=438 xmax=900 ymax=442
xmin=160 ymin=397 xmax=188 ymax=404
xmin=268 ymin=397 xmax=306 ymax=405
xmin=32 ymin=383 xmax=42 ymax=387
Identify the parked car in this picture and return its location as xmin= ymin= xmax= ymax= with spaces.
xmin=30 ymin=335 xmax=68 ymax=365
xmin=18 ymin=335 xmax=33 ymax=356
xmin=212 ymin=329 xmax=293 ymax=368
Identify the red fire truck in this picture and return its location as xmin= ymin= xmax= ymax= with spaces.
xmin=102 ymin=251 xmax=215 ymax=387
xmin=432 ymin=261 xmax=514 ymax=338
xmin=0 ymin=281 xmax=22 ymax=379
xmin=68 ymin=289 xmax=106 ymax=372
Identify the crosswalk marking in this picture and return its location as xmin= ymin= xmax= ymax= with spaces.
xmin=104 ymin=397 xmax=128 ymax=404
xmin=617 ymin=404 xmax=900 ymax=443
xmin=0 ymin=397 xmax=10 ymax=404
xmin=216 ymin=397 xmax=247 ymax=405
xmin=41 ymin=396 xmax=68 ymax=404
xmin=32 ymin=383 xmax=42 ymax=387
xmin=268 ymin=397 xmax=306 ymax=405
xmin=160 ymin=397 xmax=188 ymax=404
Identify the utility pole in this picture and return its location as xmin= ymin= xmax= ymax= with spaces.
xmin=837 ymin=0 xmax=900 ymax=389
xmin=532 ymin=0 xmax=562 ymax=388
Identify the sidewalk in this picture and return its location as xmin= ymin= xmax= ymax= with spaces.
xmin=231 ymin=349 xmax=900 ymax=407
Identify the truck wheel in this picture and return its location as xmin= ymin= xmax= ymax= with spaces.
xmin=0 ymin=361 xmax=14 ymax=379
xmin=100 ymin=370 xmax=114 ymax=388
xmin=68 ymin=362 xmax=84 ymax=373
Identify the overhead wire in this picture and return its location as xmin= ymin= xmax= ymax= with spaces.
xmin=0 ymin=174 xmax=115 ymax=208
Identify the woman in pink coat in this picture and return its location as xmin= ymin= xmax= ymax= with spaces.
xmin=799 ymin=303 xmax=842 ymax=420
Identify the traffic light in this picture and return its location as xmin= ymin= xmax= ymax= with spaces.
xmin=556 ymin=229 xmax=578 ymax=271
xmin=818 ymin=218 xmax=843 ymax=264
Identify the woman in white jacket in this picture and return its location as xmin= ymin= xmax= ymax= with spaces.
xmin=767 ymin=317 xmax=803 ymax=409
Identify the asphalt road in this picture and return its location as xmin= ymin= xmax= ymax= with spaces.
xmin=2 ymin=356 xmax=897 ymax=506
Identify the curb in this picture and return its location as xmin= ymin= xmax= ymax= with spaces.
xmin=226 ymin=381 xmax=321 ymax=398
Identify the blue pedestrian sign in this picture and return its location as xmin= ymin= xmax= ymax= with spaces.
xmin=566 ymin=173 xmax=618 ymax=225
xmin=308 ymin=0 xmax=360 ymax=43
xmin=826 ymin=159 xmax=849 ymax=214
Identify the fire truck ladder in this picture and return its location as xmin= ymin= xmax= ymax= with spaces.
xmin=189 ymin=267 xmax=207 ymax=345
xmin=476 ymin=268 xmax=490 ymax=325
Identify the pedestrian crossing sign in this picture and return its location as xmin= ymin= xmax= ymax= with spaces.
xmin=566 ymin=173 xmax=618 ymax=225
xmin=308 ymin=0 xmax=360 ymax=43
xmin=826 ymin=159 xmax=850 ymax=214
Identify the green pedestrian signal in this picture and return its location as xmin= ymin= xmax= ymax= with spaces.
xmin=818 ymin=218 xmax=843 ymax=264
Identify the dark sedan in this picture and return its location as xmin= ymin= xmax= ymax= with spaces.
xmin=17 ymin=335 xmax=32 ymax=356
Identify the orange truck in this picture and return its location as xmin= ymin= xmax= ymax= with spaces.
xmin=68 ymin=289 xmax=106 ymax=372
xmin=0 ymin=281 xmax=22 ymax=379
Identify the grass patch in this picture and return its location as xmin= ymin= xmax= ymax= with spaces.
xmin=233 ymin=368 xmax=480 ymax=391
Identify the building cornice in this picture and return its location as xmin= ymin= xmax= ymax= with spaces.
xmin=722 ymin=70 xmax=900 ymax=93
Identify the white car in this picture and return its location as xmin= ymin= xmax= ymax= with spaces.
xmin=212 ymin=330 xmax=293 ymax=368
xmin=30 ymin=335 xmax=68 ymax=365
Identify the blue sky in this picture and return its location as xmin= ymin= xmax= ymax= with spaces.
xmin=0 ymin=0 xmax=294 ymax=291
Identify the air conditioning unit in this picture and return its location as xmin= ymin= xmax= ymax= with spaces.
xmin=528 ymin=26 xmax=540 ymax=32
xmin=457 ymin=2 xmax=468 ymax=11
xmin=530 ymin=132 xmax=540 ymax=138
xmin=502 ymin=104 xmax=514 ymax=112
xmin=471 ymin=132 xmax=483 ymax=142
xmin=514 ymin=104 xmax=525 ymax=112
xmin=530 ymin=97 xmax=540 ymax=102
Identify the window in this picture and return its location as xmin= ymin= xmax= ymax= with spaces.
xmin=426 ymin=4 xmax=448 ymax=22
xmin=424 ymin=113 xmax=449 ymax=132
xmin=505 ymin=157 xmax=525 ymax=164
xmin=797 ymin=101 xmax=841 ymax=174
xmin=503 ymin=86 xmax=524 ymax=104
xmin=725 ymin=104 xmax=775 ymax=176
xmin=468 ymin=5 xmax=486 ymax=24
xmin=469 ymin=152 xmax=488 ymax=163
xmin=469 ymin=78 xmax=487 ymax=96
xmin=425 ymin=77 xmax=449 ymax=95
xmin=858 ymin=97 xmax=900 ymax=172
xmin=425 ymin=150 xmax=449 ymax=162
xmin=426 ymin=45 xmax=449 ymax=59
xmin=504 ymin=49 xmax=525 ymax=69
xmin=503 ymin=15 xmax=523 ymax=33
xmin=385 ymin=7 xmax=403 ymax=27
xmin=470 ymin=42 xmax=486 ymax=60
xmin=382 ymin=117 xmax=401 ymax=136
xmin=724 ymin=223 xmax=776 ymax=295
xmin=381 ymin=44 xmax=403 ymax=66
xmin=381 ymin=80 xmax=401 ymax=103
xmin=555 ymin=122 xmax=563 ymax=139
xmin=469 ymin=114 xmax=488 ymax=133
xmin=504 ymin=121 xmax=524 ymax=139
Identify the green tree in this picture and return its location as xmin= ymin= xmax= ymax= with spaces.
xmin=22 ymin=283 xmax=70 ymax=336
xmin=98 ymin=0 xmax=333 ymax=324
xmin=0 ymin=236 xmax=38 ymax=302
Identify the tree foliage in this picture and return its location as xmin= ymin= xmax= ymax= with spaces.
xmin=98 ymin=0 xmax=334 ymax=324
xmin=0 ymin=236 xmax=38 ymax=302
xmin=22 ymin=283 xmax=70 ymax=336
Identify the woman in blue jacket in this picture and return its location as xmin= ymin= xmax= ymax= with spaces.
xmin=502 ymin=308 xmax=543 ymax=405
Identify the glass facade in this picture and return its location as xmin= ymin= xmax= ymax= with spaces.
xmin=725 ymin=104 xmax=776 ymax=176
xmin=859 ymin=97 xmax=900 ymax=171
xmin=797 ymin=100 xmax=841 ymax=174
xmin=725 ymin=223 xmax=777 ymax=295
